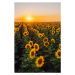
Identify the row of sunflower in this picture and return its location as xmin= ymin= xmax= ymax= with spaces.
xmin=15 ymin=22 xmax=61 ymax=72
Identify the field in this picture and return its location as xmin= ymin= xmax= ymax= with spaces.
xmin=14 ymin=22 xmax=61 ymax=72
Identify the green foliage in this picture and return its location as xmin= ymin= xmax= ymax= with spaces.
xmin=15 ymin=23 xmax=61 ymax=73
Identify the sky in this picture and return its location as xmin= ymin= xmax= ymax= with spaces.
xmin=14 ymin=3 xmax=61 ymax=22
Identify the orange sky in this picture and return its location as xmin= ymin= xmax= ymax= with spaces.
xmin=15 ymin=3 xmax=61 ymax=22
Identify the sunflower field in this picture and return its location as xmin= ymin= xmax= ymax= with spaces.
xmin=14 ymin=22 xmax=61 ymax=73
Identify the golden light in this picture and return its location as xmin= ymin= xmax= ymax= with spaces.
xmin=25 ymin=16 xmax=34 ymax=22
xmin=28 ymin=17 xmax=30 ymax=20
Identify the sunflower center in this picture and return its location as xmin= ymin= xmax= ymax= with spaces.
xmin=35 ymin=45 xmax=38 ymax=49
xmin=44 ymin=39 xmax=47 ymax=41
xmin=58 ymin=51 xmax=61 ymax=56
xmin=45 ymin=42 xmax=48 ymax=45
xmin=31 ymin=51 xmax=34 ymax=56
xmin=25 ymin=33 xmax=26 ymax=35
xmin=27 ymin=45 xmax=30 ymax=48
xmin=38 ymin=59 xmax=42 ymax=64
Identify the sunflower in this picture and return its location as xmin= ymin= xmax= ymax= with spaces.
xmin=48 ymin=26 xmax=51 ymax=29
xmin=55 ymin=49 xmax=61 ymax=59
xmin=43 ymin=37 xmax=48 ymax=42
xmin=23 ymin=32 xmax=27 ymax=36
xmin=51 ymin=38 xmax=55 ymax=43
xmin=36 ymin=56 xmax=44 ymax=67
xmin=29 ymin=49 xmax=36 ymax=59
xmin=59 ymin=44 xmax=61 ymax=49
xmin=52 ymin=30 xmax=55 ymax=35
xmin=29 ymin=41 xmax=33 ymax=47
xmin=27 ymin=31 xmax=29 ymax=35
xmin=16 ymin=28 xmax=19 ymax=31
xmin=44 ymin=41 xmax=49 ymax=47
xmin=52 ymin=26 xmax=55 ymax=31
xmin=25 ymin=44 xmax=31 ymax=49
xmin=34 ymin=43 xmax=39 ymax=51
xmin=38 ymin=33 xmax=43 ymax=38
xmin=33 ymin=29 xmax=37 ymax=32
xmin=56 ymin=28 xmax=60 ymax=34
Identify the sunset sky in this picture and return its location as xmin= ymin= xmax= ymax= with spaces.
xmin=14 ymin=3 xmax=61 ymax=22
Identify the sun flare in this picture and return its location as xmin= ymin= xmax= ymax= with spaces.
xmin=28 ymin=17 xmax=30 ymax=20
xmin=25 ymin=16 xmax=34 ymax=22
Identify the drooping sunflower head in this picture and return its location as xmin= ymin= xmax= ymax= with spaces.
xmin=29 ymin=49 xmax=36 ymax=59
xmin=52 ymin=30 xmax=55 ymax=35
xmin=43 ymin=37 xmax=48 ymax=42
xmin=51 ymin=38 xmax=55 ymax=43
xmin=23 ymin=32 xmax=27 ymax=36
xmin=55 ymin=49 xmax=61 ymax=59
xmin=34 ymin=43 xmax=39 ymax=51
xmin=36 ymin=56 xmax=44 ymax=67
xmin=29 ymin=41 xmax=33 ymax=47
xmin=25 ymin=44 xmax=31 ymax=49
xmin=44 ymin=41 xmax=49 ymax=47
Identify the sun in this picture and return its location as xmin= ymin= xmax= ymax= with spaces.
xmin=28 ymin=17 xmax=30 ymax=20
xmin=25 ymin=16 xmax=34 ymax=22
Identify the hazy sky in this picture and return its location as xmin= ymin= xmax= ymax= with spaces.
xmin=15 ymin=3 xmax=61 ymax=22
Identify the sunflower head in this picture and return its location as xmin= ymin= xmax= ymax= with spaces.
xmin=38 ymin=33 xmax=43 ymax=38
xmin=25 ymin=44 xmax=31 ymax=49
xmin=36 ymin=56 xmax=44 ymax=67
xmin=52 ymin=26 xmax=55 ymax=31
xmin=33 ymin=29 xmax=37 ymax=32
xmin=16 ymin=28 xmax=19 ymax=31
xmin=27 ymin=31 xmax=29 ymax=35
xmin=56 ymin=28 xmax=60 ymax=34
xmin=48 ymin=26 xmax=51 ymax=29
xmin=29 ymin=49 xmax=36 ymax=59
xmin=51 ymin=38 xmax=55 ymax=43
xmin=52 ymin=30 xmax=55 ymax=35
xmin=29 ymin=41 xmax=33 ymax=47
xmin=55 ymin=49 xmax=61 ymax=59
xmin=23 ymin=32 xmax=27 ymax=36
xmin=34 ymin=43 xmax=39 ymax=51
xmin=43 ymin=37 xmax=48 ymax=42
xmin=44 ymin=41 xmax=49 ymax=47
